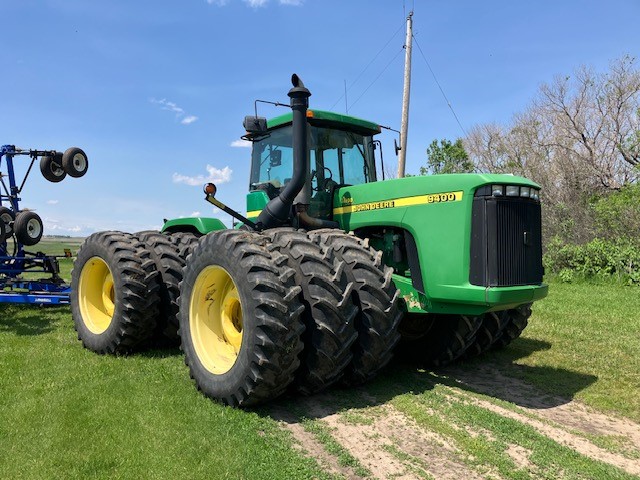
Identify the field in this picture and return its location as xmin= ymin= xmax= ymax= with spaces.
xmin=0 ymin=239 xmax=638 ymax=479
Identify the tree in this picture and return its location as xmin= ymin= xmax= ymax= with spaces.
xmin=464 ymin=55 xmax=640 ymax=243
xmin=420 ymin=138 xmax=474 ymax=175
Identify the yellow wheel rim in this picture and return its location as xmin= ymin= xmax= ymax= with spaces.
xmin=190 ymin=265 xmax=244 ymax=375
xmin=78 ymin=257 xmax=115 ymax=334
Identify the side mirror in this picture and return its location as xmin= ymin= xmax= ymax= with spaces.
xmin=243 ymin=115 xmax=267 ymax=134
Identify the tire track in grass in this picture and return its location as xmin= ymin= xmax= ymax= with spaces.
xmin=271 ymin=407 xmax=368 ymax=480
xmin=276 ymin=413 xmax=364 ymax=480
xmin=438 ymin=368 xmax=640 ymax=476
xmin=445 ymin=365 xmax=640 ymax=458
xmin=272 ymin=392 xmax=486 ymax=480
xmin=448 ymin=390 xmax=640 ymax=476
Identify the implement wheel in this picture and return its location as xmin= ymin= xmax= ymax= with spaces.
xmin=0 ymin=207 xmax=15 ymax=237
xmin=309 ymin=230 xmax=402 ymax=385
xmin=178 ymin=230 xmax=304 ymax=407
xmin=62 ymin=147 xmax=89 ymax=178
xmin=40 ymin=153 xmax=66 ymax=183
xmin=14 ymin=210 xmax=44 ymax=246
xmin=70 ymin=231 xmax=160 ymax=354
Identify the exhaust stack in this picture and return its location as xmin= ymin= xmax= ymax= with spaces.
xmin=256 ymin=74 xmax=311 ymax=229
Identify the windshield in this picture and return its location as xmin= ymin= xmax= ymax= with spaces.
xmin=249 ymin=125 xmax=376 ymax=190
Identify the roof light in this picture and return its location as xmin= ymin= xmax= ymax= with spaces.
xmin=520 ymin=187 xmax=531 ymax=198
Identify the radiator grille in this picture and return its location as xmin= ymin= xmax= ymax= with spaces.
xmin=470 ymin=197 xmax=543 ymax=287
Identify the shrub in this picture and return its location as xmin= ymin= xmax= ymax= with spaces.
xmin=544 ymin=236 xmax=640 ymax=285
xmin=592 ymin=183 xmax=640 ymax=242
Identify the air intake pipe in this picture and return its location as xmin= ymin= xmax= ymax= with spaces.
xmin=256 ymin=74 xmax=311 ymax=229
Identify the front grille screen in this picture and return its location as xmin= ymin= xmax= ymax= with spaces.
xmin=470 ymin=197 xmax=543 ymax=287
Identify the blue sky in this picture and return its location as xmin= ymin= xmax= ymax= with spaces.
xmin=0 ymin=0 xmax=637 ymax=236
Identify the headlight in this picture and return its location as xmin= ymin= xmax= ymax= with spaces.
xmin=475 ymin=184 xmax=541 ymax=202
xmin=506 ymin=185 xmax=520 ymax=197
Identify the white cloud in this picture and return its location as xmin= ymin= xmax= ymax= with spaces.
xmin=207 ymin=0 xmax=302 ymax=6
xmin=244 ymin=0 xmax=268 ymax=6
xmin=46 ymin=200 xmax=59 ymax=205
xmin=45 ymin=220 xmax=82 ymax=233
xmin=150 ymin=98 xmax=198 ymax=125
xmin=173 ymin=165 xmax=232 ymax=186
xmin=190 ymin=211 xmax=201 ymax=217
xmin=230 ymin=139 xmax=252 ymax=148
xmin=181 ymin=115 xmax=199 ymax=125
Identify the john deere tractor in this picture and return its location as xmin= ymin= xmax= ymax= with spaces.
xmin=70 ymin=75 xmax=547 ymax=406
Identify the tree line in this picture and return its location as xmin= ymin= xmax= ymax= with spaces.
xmin=421 ymin=55 xmax=640 ymax=283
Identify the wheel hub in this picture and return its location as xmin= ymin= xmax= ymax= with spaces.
xmin=189 ymin=265 xmax=244 ymax=374
xmin=78 ymin=257 xmax=115 ymax=334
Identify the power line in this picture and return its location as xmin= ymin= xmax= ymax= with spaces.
xmin=350 ymin=47 xmax=405 ymax=109
xmin=330 ymin=20 xmax=406 ymax=111
xmin=412 ymin=35 xmax=468 ymax=137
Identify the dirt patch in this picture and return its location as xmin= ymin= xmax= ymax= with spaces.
xmin=271 ymin=406 xmax=365 ymax=479
xmin=505 ymin=444 xmax=533 ymax=470
xmin=274 ymin=393 xmax=486 ymax=480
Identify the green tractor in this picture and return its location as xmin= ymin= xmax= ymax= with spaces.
xmin=70 ymin=75 xmax=547 ymax=406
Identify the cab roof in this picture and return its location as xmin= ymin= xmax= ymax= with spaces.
xmin=267 ymin=109 xmax=381 ymax=136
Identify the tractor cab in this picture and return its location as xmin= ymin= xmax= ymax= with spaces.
xmin=246 ymin=110 xmax=381 ymax=220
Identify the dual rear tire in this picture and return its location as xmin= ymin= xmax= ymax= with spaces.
xmin=179 ymin=230 xmax=306 ymax=406
xmin=70 ymin=231 xmax=160 ymax=354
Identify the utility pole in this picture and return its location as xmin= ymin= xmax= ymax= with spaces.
xmin=397 ymin=11 xmax=413 ymax=178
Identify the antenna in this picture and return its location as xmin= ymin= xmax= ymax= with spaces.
xmin=344 ymin=79 xmax=348 ymax=114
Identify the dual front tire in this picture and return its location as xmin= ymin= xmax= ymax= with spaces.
xmin=179 ymin=230 xmax=305 ymax=406
xmin=398 ymin=304 xmax=533 ymax=366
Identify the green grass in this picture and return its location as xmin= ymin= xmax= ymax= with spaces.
xmin=482 ymin=281 xmax=640 ymax=421
xmin=0 ymin=305 xmax=328 ymax=479
xmin=1 ymin=236 xmax=639 ymax=478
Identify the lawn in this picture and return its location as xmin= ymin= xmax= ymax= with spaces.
xmin=485 ymin=281 xmax=640 ymax=422
xmin=0 ymin=240 xmax=638 ymax=478
xmin=0 ymin=305 xmax=330 ymax=479
xmin=0 ymin=238 xmax=330 ymax=479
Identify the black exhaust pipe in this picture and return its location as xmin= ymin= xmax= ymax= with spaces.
xmin=256 ymin=74 xmax=311 ymax=229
